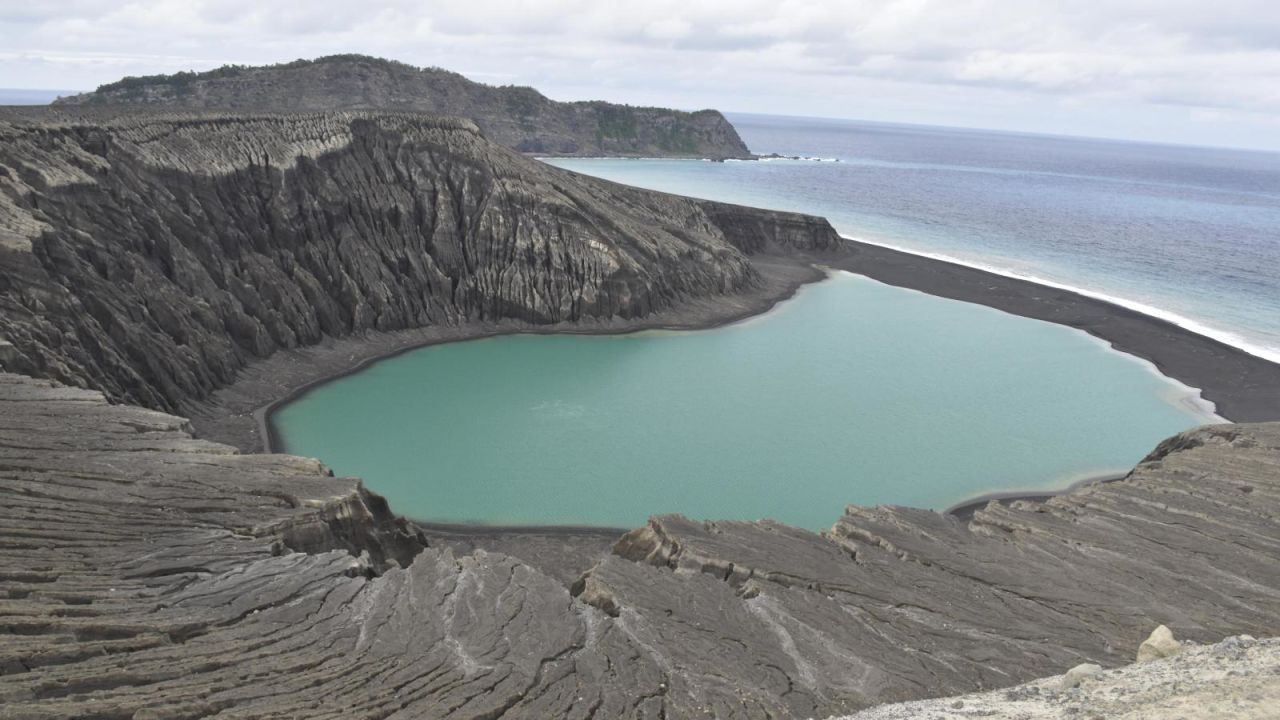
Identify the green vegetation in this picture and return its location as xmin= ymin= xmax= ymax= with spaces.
xmin=594 ymin=105 xmax=639 ymax=144
xmin=591 ymin=104 xmax=704 ymax=153
xmin=69 ymin=54 xmax=745 ymax=157
xmin=93 ymin=55 xmax=453 ymax=95
xmin=95 ymin=69 xmax=222 ymax=97
xmin=502 ymin=87 xmax=545 ymax=133
xmin=653 ymin=127 xmax=699 ymax=154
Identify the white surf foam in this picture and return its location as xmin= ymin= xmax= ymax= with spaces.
xmin=839 ymin=233 xmax=1280 ymax=365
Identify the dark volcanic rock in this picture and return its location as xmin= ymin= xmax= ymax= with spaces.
xmin=1 ymin=96 xmax=1277 ymax=720
xmin=0 ymin=110 xmax=839 ymax=413
xmin=53 ymin=55 xmax=754 ymax=159
xmin=827 ymin=242 xmax=1280 ymax=422
xmin=1 ymin=373 xmax=1277 ymax=718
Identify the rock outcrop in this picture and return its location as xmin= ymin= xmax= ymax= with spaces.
xmin=1 ymin=373 xmax=1277 ymax=718
xmin=1057 ymin=663 xmax=1102 ymax=691
xmin=1 ymin=102 xmax=1276 ymax=720
xmin=0 ymin=109 xmax=838 ymax=413
xmin=834 ymin=635 xmax=1279 ymax=720
xmin=1137 ymin=625 xmax=1182 ymax=663
xmin=53 ymin=55 xmax=754 ymax=159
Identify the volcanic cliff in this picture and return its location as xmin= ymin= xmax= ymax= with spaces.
xmin=0 ymin=108 xmax=834 ymax=414
xmin=0 ymin=108 xmax=1276 ymax=719
xmin=53 ymin=55 xmax=754 ymax=159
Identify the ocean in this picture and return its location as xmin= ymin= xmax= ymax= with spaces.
xmin=0 ymin=89 xmax=72 ymax=105
xmin=272 ymin=113 xmax=1272 ymax=529
xmin=549 ymin=113 xmax=1280 ymax=363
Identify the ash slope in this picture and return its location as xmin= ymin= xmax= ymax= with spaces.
xmin=53 ymin=55 xmax=753 ymax=159
xmin=1 ymin=106 xmax=1276 ymax=719
xmin=837 ymin=635 xmax=1279 ymax=720
xmin=0 ymin=109 xmax=837 ymax=413
xmin=1 ymin=375 xmax=1278 ymax=718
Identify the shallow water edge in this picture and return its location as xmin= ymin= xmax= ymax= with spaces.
xmin=179 ymin=240 xmax=1280 ymax=534
xmin=265 ymin=273 xmax=1230 ymax=530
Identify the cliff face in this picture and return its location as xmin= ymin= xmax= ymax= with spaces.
xmin=1 ymin=106 xmax=1275 ymax=720
xmin=1 ymin=374 xmax=1276 ymax=718
xmin=53 ymin=55 xmax=754 ymax=159
xmin=0 ymin=110 xmax=838 ymax=412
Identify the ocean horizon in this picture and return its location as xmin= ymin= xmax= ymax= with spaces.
xmin=0 ymin=88 xmax=75 ymax=105
xmin=547 ymin=113 xmax=1280 ymax=367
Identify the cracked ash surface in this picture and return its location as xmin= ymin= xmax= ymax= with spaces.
xmin=1 ymin=371 xmax=1277 ymax=718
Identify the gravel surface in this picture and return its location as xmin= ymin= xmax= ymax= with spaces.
xmin=835 ymin=635 xmax=1279 ymax=720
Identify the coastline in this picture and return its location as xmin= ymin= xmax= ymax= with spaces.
xmin=943 ymin=471 xmax=1128 ymax=521
xmin=827 ymin=237 xmax=1280 ymax=423
xmin=841 ymin=270 xmax=1225 ymax=423
xmin=842 ymin=233 xmax=1280 ymax=365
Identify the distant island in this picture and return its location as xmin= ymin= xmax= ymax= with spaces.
xmin=54 ymin=54 xmax=753 ymax=159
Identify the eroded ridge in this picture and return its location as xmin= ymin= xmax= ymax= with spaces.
xmin=573 ymin=423 xmax=1280 ymax=716
xmin=51 ymin=55 xmax=754 ymax=160
xmin=1 ymin=372 xmax=1277 ymax=718
xmin=0 ymin=110 xmax=840 ymax=414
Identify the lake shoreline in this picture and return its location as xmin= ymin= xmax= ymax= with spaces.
xmin=186 ymin=256 xmax=827 ymax=454
xmin=185 ymin=236 xmax=1280 ymax=540
xmin=828 ymin=238 xmax=1280 ymax=423
xmin=943 ymin=471 xmax=1128 ymax=521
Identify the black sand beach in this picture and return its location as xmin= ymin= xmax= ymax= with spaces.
xmin=830 ymin=239 xmax=1280 ymax=423
xmin=184 ymin=236 xmax=1280 ymax=544
xmin=188 ymin=258 xmax=826 ymax=453
xmin=194 ymin=238 xmax=1278 ymax=454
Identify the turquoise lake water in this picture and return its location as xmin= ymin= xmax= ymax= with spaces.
xmin=549 ymin=113 xmax=1280 ymax=362
xmin=274 ymin=272 xmax=1217 ymax=530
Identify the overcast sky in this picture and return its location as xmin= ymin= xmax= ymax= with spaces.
xmin=3 ymin=1 xmax=1279 ymax=150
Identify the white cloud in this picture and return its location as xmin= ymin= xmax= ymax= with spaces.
xmin=3 ymin=0 xmax=1278 ymax=149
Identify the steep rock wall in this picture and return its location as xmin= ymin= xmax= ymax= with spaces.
xmin=53 ymin=55 xmax=754 ymax=159
xmin=0 ymin=110 xmax=839 ymax=412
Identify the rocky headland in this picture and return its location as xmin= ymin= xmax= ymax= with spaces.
xmin=52 ymin=55 xmax=754 ymax=160
xmin=0 ymin=107 xmax=1277 ymax=718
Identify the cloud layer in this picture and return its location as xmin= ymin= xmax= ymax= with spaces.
xmin=4 ymin=1 xmax=1278 ymax=149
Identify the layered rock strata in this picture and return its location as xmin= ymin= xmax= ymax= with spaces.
xmin=1 ymin=373 xmax=1277 ymax=718
xmin=0 ymin=109 xmax=838 ymax=414
xmin=1 ymin=104 xmax=1276 ymax=720
xmin=53 ymin=55 xmax=753 ymax=159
